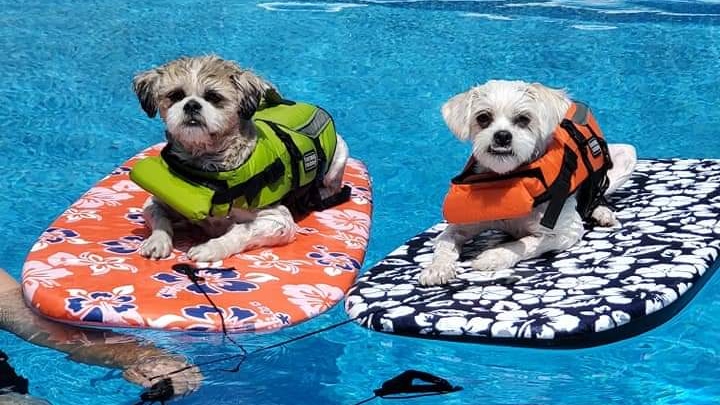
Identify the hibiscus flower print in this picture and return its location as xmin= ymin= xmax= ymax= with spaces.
xmin=511 ymin=288 xmax=565 ymax=306
xmin=344 ymin=158 xmax=369 ymax=179
xmin=648 ymin=177 xmax=720 ymax=197
xmin=72 ymin=186 xmax=133 ymax=209
xmin=67 ymin=252 xmax=138 ymax=276
xmin=356 ymin=282 xmax=414 ymax=300
xmin=182 ymin=305 xmax=258 ymax=332
xmin=283 ymin=284 xmax=345 ymax=317
xmin=61 ymin=208 xmax=102 ymax=223
xmin=343 ymin=158 xmax=720 ymax=345
xmin=330 ymin=231 xmax=367 ymax=250
xmin=554 ymin=276 xmax=609 ymax=292
xmin=314 ymin=209 xmax=369 ymax=237
xmin=110 ymin=166 xmax=131 ymax=176
xmin=240 ymin=250 xmax=310 ymax=274
xmin=22 ymin=259 xmax=74 ymax=301
xmin=32 ymin=227 xmax=90 ymax=251
xmin=636 ymin=263 xmax=697 ymax=280
xmin=452 ymin=285 xmax=513 ymax=303
xmin=613 ymin=221 xmax=666 ymax=242
xmin=124 ymin=208 xmax=145 ymax=225
xmin=551 ymin=251 xmax=612 ymax=275
xmin=349 ymin=185 xmax=372 ymax=205
xmin=649 ymin=195 xmax=696 ymax=208
xmin=65 ymin=285 xmax=143 ymax=326
xmin=307 ymin=245 xmax=361 ymax=275
xmin=100 ymin=235 xmax=144 ymax=254
xmin=623 ymin=283 xmax=679 ymax=314
xmin=491 ymin=308 xmax=580 ymax=339
xmin=153 ymin=267 xmax=258 ymax=298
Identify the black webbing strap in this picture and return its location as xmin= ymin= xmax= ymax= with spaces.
xmin=540 ymin=146 xmax=578 ymax=229
xmin=258 ymin=120 xmax=302 ymax=190
xmin=160 ymin=144 xmax=228 ymax=192
xmin=210 ymin=159 xmax=285 ymax=206
xmin=560 ymin=119 xmax=595 ymax=178
xmin=559 ymin=118 xmax=613 ymax=222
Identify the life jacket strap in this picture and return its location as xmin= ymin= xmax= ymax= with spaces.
xmin=260 ymin=113 xmax=350 ymax=214
xmin=210 ymin=158 xmax=286 ymax=206
xmin=259 ymin=120 xmax=303 ymax=190
xmin=160 ymin=145 xmax=287 ymax=216
xmin=559 ymin=117 xmax=613 ymax=223
xmin=540 ymin=146 xmax=578 ymax=229
xmin=160 ymin=145 xmax=228 ymax=192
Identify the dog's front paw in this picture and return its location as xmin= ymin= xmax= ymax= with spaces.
xmin=140 ymin=231 xmax=173 ymax=259
xmin=472 ymin=249 xmax=515 ymax=272
xmin=187 ymin=240 xmax=232 ymax=263
xmin=591 ymin=205 xmax=618 ymax=227
xmin=418 ymin=261 xmax=457 ymax=286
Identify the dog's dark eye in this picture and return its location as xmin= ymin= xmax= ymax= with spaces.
xmin=204 ymin=90 xmax=224 ymax=105
xmin=167 ymin=89 xmax=186 ymax=103
xmin=476 ymin=112 xmax=493 ymax=128
xmin=514 ymin=114 xmax=531 ymax=128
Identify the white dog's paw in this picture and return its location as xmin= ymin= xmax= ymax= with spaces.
xmin=471 ymin=249 xmax=515 ymax=272
xmin=591 ymin=205 xmax=618 ymax=227
xmin=418 ymin=261 xmax=457 ymax=286
xmin=140 ymin=232 xmax=173 ymax=259
xmin=187 ymin=240 xmax=233 ymax=263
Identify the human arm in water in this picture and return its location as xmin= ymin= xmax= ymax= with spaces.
xmin=0 ymin=269 xmax=202 ymax=398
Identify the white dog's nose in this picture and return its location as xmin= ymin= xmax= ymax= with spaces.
xmin=184 ymin=99 xmax=202 ymax=114
xmin=493 ymin=130 xmax=512 ymax=146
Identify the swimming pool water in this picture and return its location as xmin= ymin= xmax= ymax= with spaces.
xmin=1 ymin=0 xmax=720 ymax=404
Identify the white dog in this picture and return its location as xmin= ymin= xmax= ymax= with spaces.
xmin=132 ymin=55 xmax=348 ymax=262
xmin=419 ymin=80 xmax=636 ymax=286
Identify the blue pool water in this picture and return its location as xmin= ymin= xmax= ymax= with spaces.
xmin=2 ymin=0 xmax=720 ymax=404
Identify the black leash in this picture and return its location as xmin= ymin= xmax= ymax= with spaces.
xmin=135 ymin=268 xmax=512 ymax=404
xmin=134 ymin=264 xmax=250 ymax=404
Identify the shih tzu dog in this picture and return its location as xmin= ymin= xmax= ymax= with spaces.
xmin=131 ymin=55 xmax=348 ymax=262
xmin=419 ymin=80 xmax=635 ymax=286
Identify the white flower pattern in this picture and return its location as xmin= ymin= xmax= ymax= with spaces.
xmin=346 ymin=159 xmax=720 ymax=347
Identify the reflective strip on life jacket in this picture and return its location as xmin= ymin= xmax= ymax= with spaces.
xmin=442 ymin=102 xmax=612 ymax=229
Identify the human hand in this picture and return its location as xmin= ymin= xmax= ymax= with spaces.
xmin=123 ymin=355 xmax=203 ymax=398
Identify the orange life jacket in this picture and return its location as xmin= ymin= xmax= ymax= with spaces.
xmin=442 ymin=101 xmax=613 ymax=229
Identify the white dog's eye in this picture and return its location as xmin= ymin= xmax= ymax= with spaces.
xmin=513 ymin=114 xmax=531 ymax=128
xmin=476 ymin=112 xmax=493 ymax=128
xmin=167 ymin=89 xmax=186 ymax=103
xmin=204 ymin=90 xmax=224 ymax=105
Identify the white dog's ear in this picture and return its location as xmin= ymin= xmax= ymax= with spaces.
xmin=441 ymin=90 xmax=473 ymax=140
xmin=231 ymin=70 xmax=270 ymax=120
xmin=132 ymin=68 xmax=162 ymax=118
xmin=527 ymin=82 xmax=571 ymax=123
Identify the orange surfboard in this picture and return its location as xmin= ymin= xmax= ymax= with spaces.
xmin=21 ymin=143 xmax=372 ymax=333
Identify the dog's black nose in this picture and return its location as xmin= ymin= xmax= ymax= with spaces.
xmin=184 ymin=99 xmax=202 ymax=113
xmin=493 ymin=130 xmax=512 ymax=147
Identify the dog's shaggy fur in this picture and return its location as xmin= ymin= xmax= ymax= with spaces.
xmin=132 ymin=55 xmax=348 ymax=262
xmin=419 ymin=80 xmax=635 ymax=286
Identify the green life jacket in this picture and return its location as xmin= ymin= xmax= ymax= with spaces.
xmin=129 ymin=100 xmax=341 ymax=222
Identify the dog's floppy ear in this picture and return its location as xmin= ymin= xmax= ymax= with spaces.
xmin=231 ymin=70 xmax=268 ymax=121
xmin=132 ymin=68 xmax=162 ymax=118
xmin=527 ymin=82 xmax=571 ymax=125
xmin=441 ymin=90 xmax=473 ymax=140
